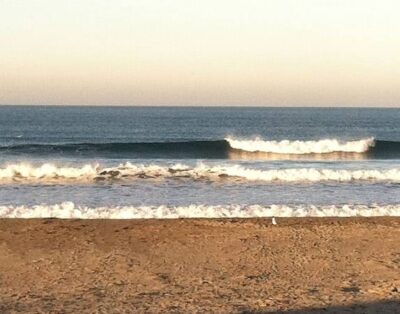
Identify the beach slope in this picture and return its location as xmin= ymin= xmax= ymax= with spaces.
xmin=0 ymin=218 xmax=399 ymax=313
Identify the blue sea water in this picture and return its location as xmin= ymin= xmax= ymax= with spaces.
xmin=0 ymin=106 xmax=399 ymax=218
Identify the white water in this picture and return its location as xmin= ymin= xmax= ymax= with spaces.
xmin=0 ymin=163 xmax=98 ymax=180
xmin=1 ymin=162 xmax=400 ymax=183
xmin=1 ymin=202 xmax=399 ymax=218
xmin=225 ymin=137 xmax=375 ymax=154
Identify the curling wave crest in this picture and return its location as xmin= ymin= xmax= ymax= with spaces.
xmin=225 ymin=137 xmax=375 ymax=154
xmin=1 ymin=162 xmax=400 ymax=183
xmin=1 ymin=202 xmax=399 ymax=218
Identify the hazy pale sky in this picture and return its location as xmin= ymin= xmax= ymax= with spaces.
xmin=1 ymin=0 xmax=399 ymax=106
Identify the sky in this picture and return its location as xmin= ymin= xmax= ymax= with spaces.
xmin=0 ymin=0 xmax=399 ymax=106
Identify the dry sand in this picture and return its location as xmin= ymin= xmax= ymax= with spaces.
xmin=0 ymin=218 xmax=399 ymax=313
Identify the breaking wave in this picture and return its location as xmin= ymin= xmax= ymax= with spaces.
xmin=1 ymin=202 xmax=399 ymax=218
xmin=225 ymin=137 xmax=375 ymax=154
xmin=1 ymin=162 xmax=400 ymax=183
xmin=1 ymin=138 xmax=399 ymax=159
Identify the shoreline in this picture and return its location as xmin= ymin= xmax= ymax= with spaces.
xmin=1 ymin=217 xmax=399 ymax=312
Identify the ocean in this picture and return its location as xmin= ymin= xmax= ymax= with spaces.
xmin=0 ymin=106 xmax=399 ymax=218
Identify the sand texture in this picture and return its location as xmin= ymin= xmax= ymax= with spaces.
xmin=0 ymin=218 xmax=399 ymax=313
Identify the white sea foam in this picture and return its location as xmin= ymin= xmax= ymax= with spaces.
xmin=1 ymin=202 xmax=399 ymax=218
xmin=0 ymin=162 xmax=400 ymax=183
xmin=225 ymin=137 xmax=375 ymax=154
xmin=0 ymin=163 xmax=98 ymax=181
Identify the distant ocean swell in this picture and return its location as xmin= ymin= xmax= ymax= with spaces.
xmin=1 ymin=137 xmax=400 ymax=159
xmin=1 ymin=202 xmax=399 ymax=218
xmin=1 ymin=162 xmax=400 ymax=183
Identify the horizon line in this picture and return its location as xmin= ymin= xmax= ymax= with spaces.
xmin=0 ymin=104 xmax=399 ymax=109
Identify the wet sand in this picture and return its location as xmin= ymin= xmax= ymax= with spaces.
xmin=0 ymin=218 xmax=399 ymax=313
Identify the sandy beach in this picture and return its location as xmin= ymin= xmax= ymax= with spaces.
xmin=0 ymin=218 xmax=399 ymax=313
